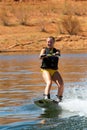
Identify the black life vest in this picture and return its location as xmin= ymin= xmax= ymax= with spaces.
xmin=41 ymin=48 xmax=59 ymax=70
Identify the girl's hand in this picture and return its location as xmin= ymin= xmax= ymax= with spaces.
xmin=55 ymin=51 xmax=60 ymax=56
xmin=40 ymin=54 xmax=47 ymax=58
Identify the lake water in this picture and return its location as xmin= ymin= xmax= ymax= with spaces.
xmin=0 ymin=51 xmax=87 ymax=130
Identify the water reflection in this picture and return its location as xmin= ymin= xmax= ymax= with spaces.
xmin=40 ymin=107 xmax=62 ymax=118
xmin=0 ymin=53 xmax=42 ymax=107
xmin=60 ymin=53 xmax=87 ymax=83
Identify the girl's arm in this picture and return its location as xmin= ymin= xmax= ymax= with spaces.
xmin=39 ymin=48 xmax=46 ymax=59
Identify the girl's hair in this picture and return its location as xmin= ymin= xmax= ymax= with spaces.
xmin=48 ymin=36 xmax=55 ymax=42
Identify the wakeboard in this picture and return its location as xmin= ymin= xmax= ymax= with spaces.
xmin=34 ymin=99 xmax=59 ymax=109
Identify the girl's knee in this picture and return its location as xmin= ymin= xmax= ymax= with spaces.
xmin=59 ymin=81 xmax=64 ymax=88
xmin=60 ymin=79 xmax=64 ymax=86
xmin=46 ymin=80 xmax=52 ymax=86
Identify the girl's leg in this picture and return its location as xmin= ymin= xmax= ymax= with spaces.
xmin=42 ymin=70 xmax=52 ymax=99
xmin=52 ymin=71 xmax=64 ymax=100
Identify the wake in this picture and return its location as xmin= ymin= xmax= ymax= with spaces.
xmin=59 ymin=84 xmax=87 ymax=117
xmin=60 ymin=98 xmax=87 ymax=117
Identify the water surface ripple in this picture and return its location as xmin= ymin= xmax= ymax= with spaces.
xmin=0 ymin=52 xmax=87 ymax=130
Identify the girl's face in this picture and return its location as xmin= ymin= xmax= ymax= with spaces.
xmin=47 ymin=38 xmax=55 ymax=48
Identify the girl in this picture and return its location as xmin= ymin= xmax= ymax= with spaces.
xmin=39 ymin=36 xmax=64 ymax=102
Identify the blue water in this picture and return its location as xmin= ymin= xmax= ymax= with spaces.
xmin=0 ymin=52 xmax=87 ymax=130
